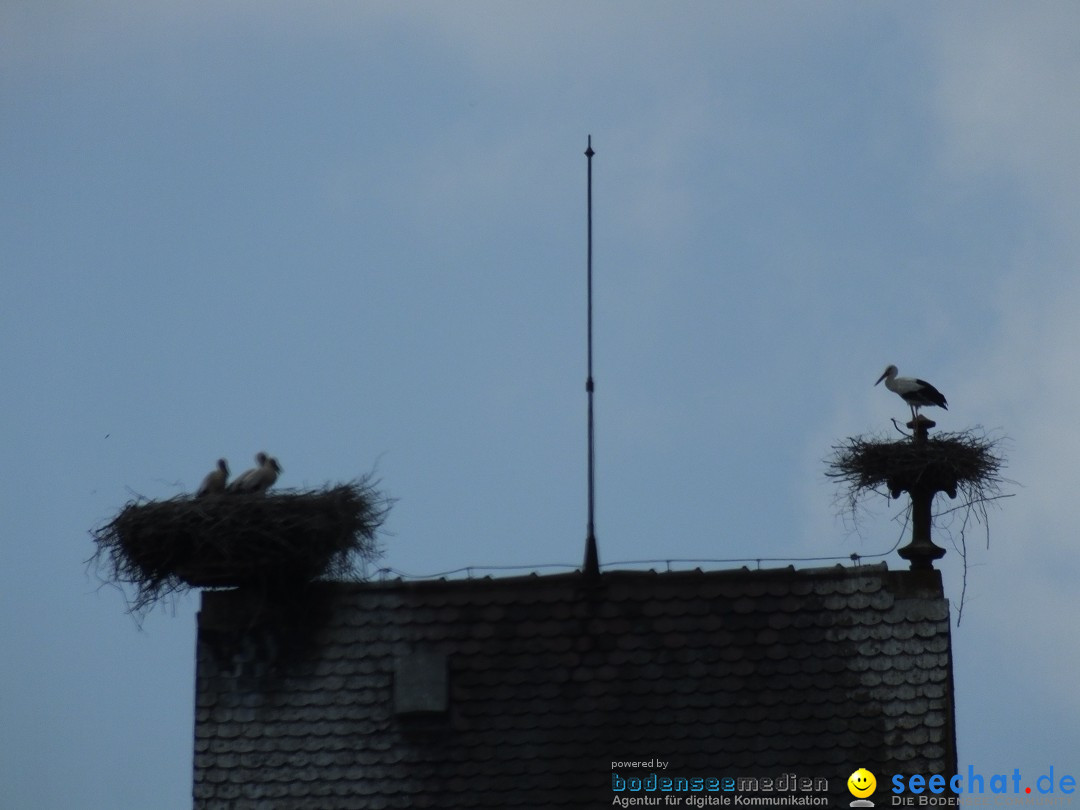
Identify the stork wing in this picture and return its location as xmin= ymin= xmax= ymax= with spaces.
xmin=914 ymin=379 xmax=948 ymax=409
xmin=227 ymin=468 xmax=256 ymax=492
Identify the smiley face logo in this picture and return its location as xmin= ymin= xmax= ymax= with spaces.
xmin=848 ymin=768 xmax=877 ymax=798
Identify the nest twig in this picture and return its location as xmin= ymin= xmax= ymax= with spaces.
xmin=89 ymin=477 xmax=392 ymax=616
xmin=826 ymin=428 xmax=1004 ymax=508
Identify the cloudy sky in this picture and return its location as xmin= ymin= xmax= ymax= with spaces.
xmin=4 ymin=2 xmax=1079 ymax=807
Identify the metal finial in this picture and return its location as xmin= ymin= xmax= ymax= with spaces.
xmin=583 ymin=136 xmax=599 ymax=579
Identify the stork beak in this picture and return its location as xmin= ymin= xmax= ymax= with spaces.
xmin=874 ymin=370 xmax=888 ymax=386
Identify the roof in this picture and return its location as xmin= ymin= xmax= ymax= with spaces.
xmin=193 ymin=562 xmax=955 ymax=808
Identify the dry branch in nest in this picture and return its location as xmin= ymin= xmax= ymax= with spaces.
xmin=826 ymin=429 xmax=1005 ymax=510
xmin=90 ymin=478 xmax=392 ymax=615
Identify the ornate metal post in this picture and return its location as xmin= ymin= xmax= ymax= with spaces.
xmin=894 ymin=417 xmax=954 ymax=571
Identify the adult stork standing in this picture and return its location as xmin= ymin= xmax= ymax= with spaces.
xmin=875 ymin=364 xmax=948 ymax=423
xmin=196 ymin=458 xmax=229 ymax=497
xmin=227 ymin=452 xmax=282 ymax=494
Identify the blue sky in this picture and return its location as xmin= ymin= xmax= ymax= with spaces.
xmin=3 ymin=3 xmax=1079 ymax=807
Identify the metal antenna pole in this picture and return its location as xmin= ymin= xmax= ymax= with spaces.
xmin=583 ymin=136 xmax=600 ymax=579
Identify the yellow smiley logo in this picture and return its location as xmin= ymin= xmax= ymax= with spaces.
xmin=848 ymin=768 xmax=877 ymax=798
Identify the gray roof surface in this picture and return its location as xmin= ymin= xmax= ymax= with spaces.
xmin=193 ymin=562 xmax=955 ymax=808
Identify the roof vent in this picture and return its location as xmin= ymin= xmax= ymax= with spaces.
xmin=393 ymin=649 xmax=448 ymax=715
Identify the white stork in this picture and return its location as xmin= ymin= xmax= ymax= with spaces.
xmin=196 ymin=458 xmax=229 ymax=497
xmin=227 ymin=451 xmax=281 ymax=494
xmin=263 ymin=455 xmax=283 ymax=491
xmin=875 ymin=364 xmax=948 ymax=422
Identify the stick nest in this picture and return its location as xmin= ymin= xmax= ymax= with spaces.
xmin=90 ymin=478 xmax=392 ymax=614
xmin=826 ymin=429 xmax=1005 ymax=506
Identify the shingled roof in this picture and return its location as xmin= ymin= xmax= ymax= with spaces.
xmin=193 ymin=562 xmax=955 ymax=808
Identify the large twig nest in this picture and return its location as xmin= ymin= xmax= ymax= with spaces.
xmin=826 ymin=429 xmax=1005 ymax=506
xmin=90 ymin=478 xmax=392 ymax=615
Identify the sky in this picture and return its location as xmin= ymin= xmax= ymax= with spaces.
xmin=3 ymin=2 xmax=1080 ymax=807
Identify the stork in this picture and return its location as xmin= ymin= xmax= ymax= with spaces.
xmin=226 ymin=452 xmax=266 ymax=493
xmin=263 ymin=455 xmax=283 ymax=491
xmin=227 ymin=451 xmax=281 ymax=494
xmin=196 ymin=458 xmax=229 ymax=497
xmin=875 ymin=364 xmax=948 ymax=423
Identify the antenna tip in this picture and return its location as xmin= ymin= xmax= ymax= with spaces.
xmin=585 ymin=135 xmax=594 ymax=158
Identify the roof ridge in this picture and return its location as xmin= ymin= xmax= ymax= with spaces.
xmin=293 ymin=561 xmax=893 ymax=594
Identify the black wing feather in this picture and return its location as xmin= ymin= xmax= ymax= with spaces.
xmin=911 ymin=378 xmax=948 ymax=409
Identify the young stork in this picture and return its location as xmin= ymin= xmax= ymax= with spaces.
xmin=196 ymin=459 xmax=229 ymax=497
xmin=227 ymin=451 xmax=281 ymax=494
xmin=875 ymin=364 xmax=948 ymax=422
xmin=262 ymin=455 xmax=283 ymax=491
